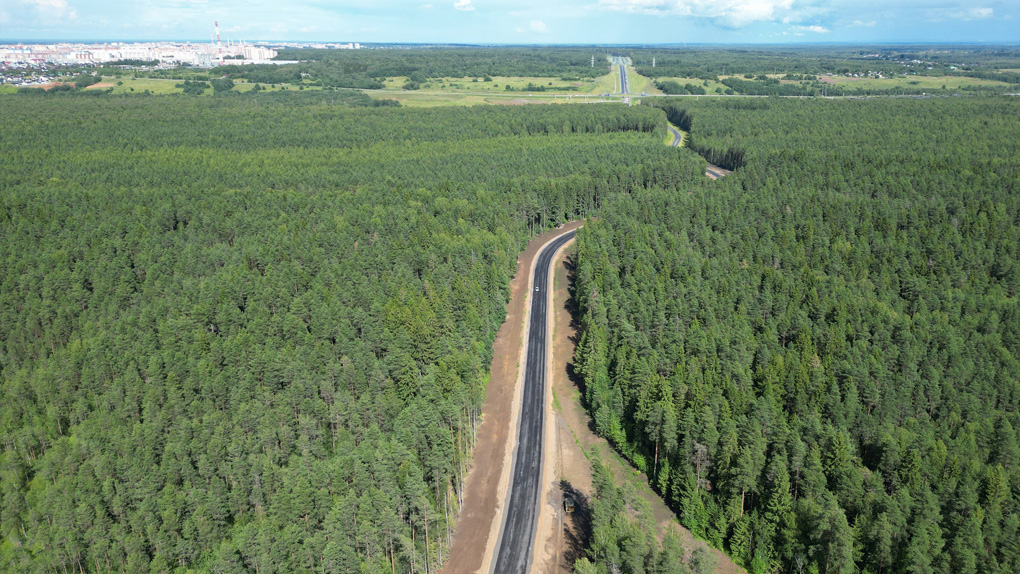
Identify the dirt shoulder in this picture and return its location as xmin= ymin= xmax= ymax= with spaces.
xmin=706 ymin=165 xmax=733 ymax=180
xmin=538 ymin=248 xmax=745 ymax=574
xmin=443 ymin=221 xmax=585 ymax=574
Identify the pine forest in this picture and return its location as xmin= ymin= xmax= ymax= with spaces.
xmin=2 ymin=46 xmax=1020 ymax=574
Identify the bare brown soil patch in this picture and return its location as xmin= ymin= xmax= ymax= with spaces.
xmin=86 ymin=82 xmax=115 ymax=89
xmin=442 ymin=222 xmax=585 ymax=574
xmin=706 ymin=165 xmax=733 ymax=180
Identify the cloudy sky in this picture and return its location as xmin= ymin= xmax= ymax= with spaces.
xmin=2 ymin=0 xmax=1017 ymax=43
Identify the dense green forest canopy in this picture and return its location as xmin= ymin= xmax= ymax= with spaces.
xmin=574 ymin=456 xmax=717 ymax=574
xmin=0 ymin=93 xmax=705 ymax=574
xmin=572 ymin=96 xmax=1020 ymax=574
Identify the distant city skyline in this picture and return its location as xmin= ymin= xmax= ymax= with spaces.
xmin=3 ymin=0 xmax=1018 ymax=44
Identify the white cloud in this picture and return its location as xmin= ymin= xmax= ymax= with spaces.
xmin=950 ymin=7 xmax=992 ymax=21
xmin=793 ymin=24 xmax=828 ymax=33
xmin=530 ymin=19 xmax=548 ymax=32
xmin=852 ymin=19 xmax=876 ymax=27
xmin=597 ymin=0 xmax=798 ymax=27
xmin=19 ymin=0 xmax=77 ymax=20
xmin=453 ymin=0 xmax=475 ymax=11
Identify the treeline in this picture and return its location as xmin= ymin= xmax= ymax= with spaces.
xmin=504 ymin=82 xmax=579 ymax=92
xmin=658 ymin=75 xmax=1016 ymax=98
xmin=148 ymin=48 xmax=610 ymax=90
xmin=629 ymin=45 xmax=1020 ymax=82
xmin=951 ymin=69 xmax=1020 ymax=85
xmin=0 ymin=98 xmax=700 ymax=573
xmin=2 ymin=95 xmax=664 ymax=154
xmin=717 ymin=77 xmax=1019 ymax=97
xmin=573 ymin=97 xmax=1020 ymax=574
xmin=189 ymin=47 xmax=611 ymax=91
xmin=274 ymin=47 xmax=608 ymax=79
xmin=718 ymin=77 xmax=811 ymax=97
xmin=629 ymin=47 xmax=884 ymax=80
xmin=655 ymin=80 xmax=707 ymax=96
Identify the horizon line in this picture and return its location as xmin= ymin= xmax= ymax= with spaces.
xmin=2 ymin=39 xmax=1020 ymax=48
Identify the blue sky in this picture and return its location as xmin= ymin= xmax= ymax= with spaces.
xmin=2 ymin=0 xmax=1018 ymax=43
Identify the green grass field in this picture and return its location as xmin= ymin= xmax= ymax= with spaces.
xmin=379 ymin=70 xmax=620 ymax=95
xmin=5 ymin=70 xmax=623 ymax=104
xmin=0 ymin=76 xmax=319 ymax=96
xmin=93 ymin=76 xmax=318 ymax=96
xmin=625 ymin=66 xmax=663 ymax=96
xmin=588 ymin=68 xmax=619 ymax=94
xmin=382 ymin=75 xmax=590 ymax=93
xmin=816 ymin=74 xmax=1015 ymax=90
xmin=8 ymin=67 xmax=1007 ymax=104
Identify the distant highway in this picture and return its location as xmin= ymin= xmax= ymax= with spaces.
xmin=492 ymin=230 xmax=577 ymax=574
xmin=618 ymin=63 xmax=629 ymax=95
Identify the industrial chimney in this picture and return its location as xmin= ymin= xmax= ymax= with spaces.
xmin=215 ymin=21 xmax=222 ymax=63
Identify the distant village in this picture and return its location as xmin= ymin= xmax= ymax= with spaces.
xmin=0 ymin=41 xmax=279 ymax=68
xmin=0 ymin=31 xmax=362 ymax=87
xmin=0 ymin=19 xmax=367 ymax=85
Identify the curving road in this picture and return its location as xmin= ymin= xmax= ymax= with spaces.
xmin=665 ymin=124 xmax=732 ymax=178
xmin=492 ymin=230 xmax=577 ymax=574
xmin=667 ymin=124 xmax=683 ymax=147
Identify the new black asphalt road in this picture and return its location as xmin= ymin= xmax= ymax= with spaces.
xmin=619 ymin=64 xmax=629 ymax=95
xmin=492 ymin=230 xmax=577 ymax=574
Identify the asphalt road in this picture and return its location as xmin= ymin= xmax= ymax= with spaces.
xmin=666 ymin=124 xmax=733 ymax=178
xmin=619 ymin=64 xmax=629 ymax=95
xmin=492 ymin=230 xmax=577 ymax=574
xmin=667 ymin=124 xmax=683 ymax=147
